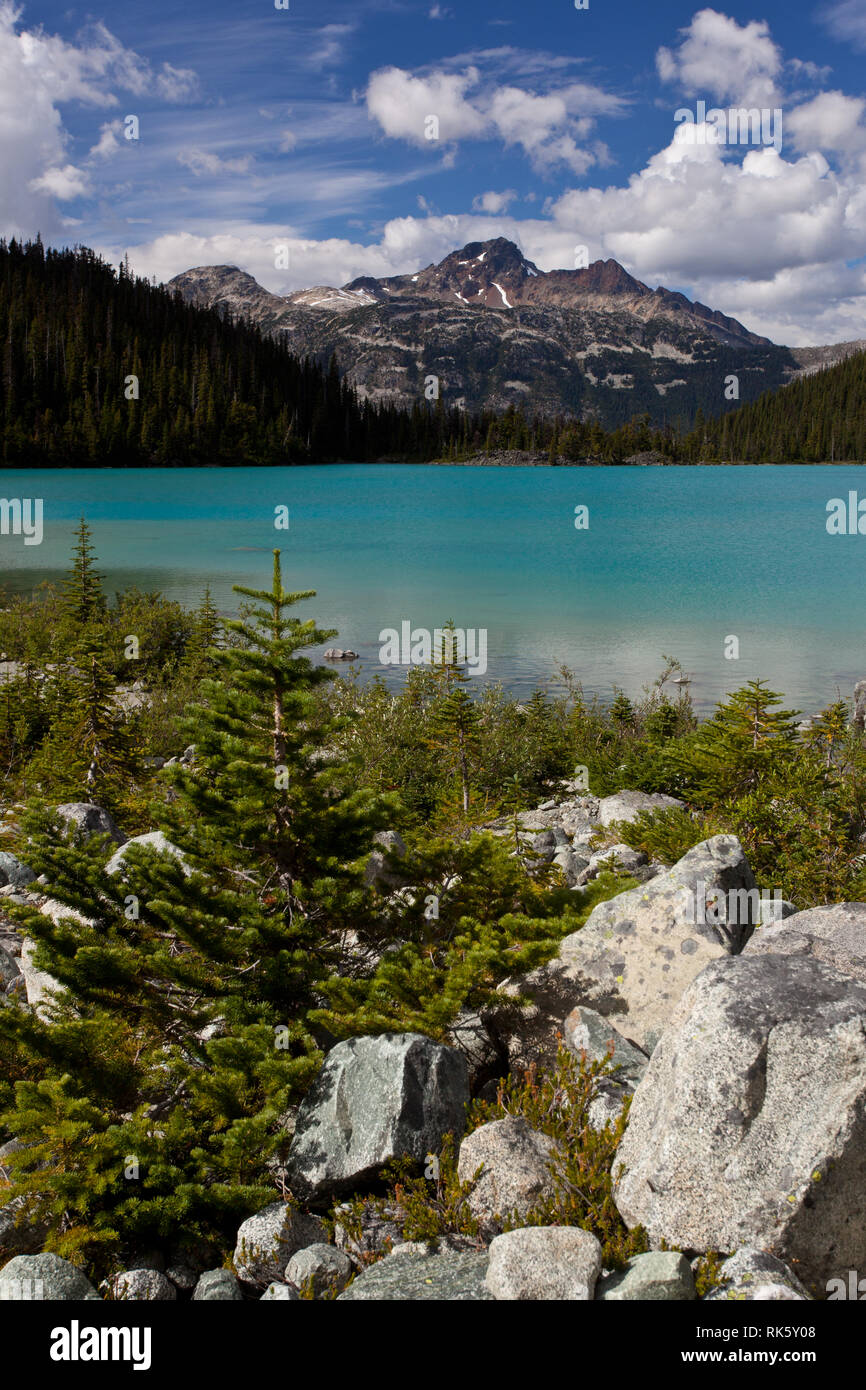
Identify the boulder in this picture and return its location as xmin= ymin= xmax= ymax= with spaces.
xmin=744 ymin=903 xmax=866 ymax=985
xmin=457 ymin=1117 xmax=558 ymax=1238
xmin=581 ymin=843 xmax=649 ymax=882
xmin=363 ymin=830 xmax=408 ymax=890
xmin=233 ymin=1202 xmax=327 ymax=1287
xmin=102 ymin=1269 xmax=176 ymax=1301
xmin=498 ymin=835 xmax=757 ymax=1067
xmin=0 ymin=1252 xmax=100 ymax=1300
xmin=0 ymin=852 xmax=35 ymax=890
xmin=287 ymin=1033 xmax=469 ymax=1204
xmin=0 ymin=943 xmax=20 ymax=991
xmin=333 ymin=1200 xmax=406 ymax=1262
xmin=564 ymin=1006 xmax=648 ymax=1086
xmin=563 ymin=1006 xmax=649 ymax=1129
xmin=105 ymin=831 xmax=189 ymax=878
xmin=261 ymin=1281 xmax=300 ymax=1300
xmin=703 ymin=1248 xmax=810 ymax=1302
xmin=55 ymin=802 xmax=125 ymax=844
xmin=192 ymin=1269 xmax=245 ymax=1301
xmin=0 ymin=1195 xmax=49 ymax=1256
xmin=337 ymin=1251 xmax=492 ymax=1301
xmin=854 ymin=678 xmax=866 ymax=730
xmin=614 ymin=954 xmax=866 ymax=1290
xmin=596 ymin=1251 xmax=695 ymax=1301
xmin=485 ymin=1226 xmax=602 ymax=1301
xmin=285 ymin=1243 xmax=353 ymax=1297
xmin=20 ymin=936 xmax=62 ymax=1013
xmin=597 ymin=790 xmax=683 ymax=829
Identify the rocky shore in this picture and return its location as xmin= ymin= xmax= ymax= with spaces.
xmin=2 ymin=777 xmax=863 ymax=1302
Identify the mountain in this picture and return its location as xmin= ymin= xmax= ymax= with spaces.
xmin=170 ymin=237 xmax=803 ymax=427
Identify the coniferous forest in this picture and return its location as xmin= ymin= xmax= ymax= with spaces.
xmin=2 ymin=236 xmax=865 ymax=468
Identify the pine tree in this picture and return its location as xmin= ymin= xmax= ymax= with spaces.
xmin=60 ymin=518 xmax=105 ymax=628
xmin=0 ymin=552 xmax=394 ymax=1267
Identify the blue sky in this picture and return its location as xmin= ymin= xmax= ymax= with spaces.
xmin=1 ymin=0 xmax=865 ymax=343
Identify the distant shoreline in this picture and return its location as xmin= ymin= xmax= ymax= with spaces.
xmin=1 ymin=452 xmax=862 ymax=471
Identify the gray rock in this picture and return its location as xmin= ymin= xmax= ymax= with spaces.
xmin=233 ymin=1202 xmax=327 ymax=1286
xmin=55 ymin=802 xmax=125 ymax=844
xmin=596 ymin=1251 xmax=696 ymax=1300
xmin=363 ymin=830 xmax=408 ymax=889
xmin=192 ymin=1268 xmax=245 ymax=1301
xmin=105 ymin=831 xmax=189 ymax=878
xmin=333 ymin=1201 xmax=405 ymax=1262
xmin=287 ymin=1033 xmax=469 ymax=1204
xmin=498 ymin=835 xmax=757 ymax=1067
xmin=564 ymin=1006 xmax=649 ymax=1130
xmin=597 ymin=790 xmax=683 ymax=829
xmin=20 ymin=936 xmax=62 ymax=1013
xmin=102 ymin=1269 xmax=176 ymax=1301
xmin=261 ymin=1281 xmax=300 ymax=1300
xmin=337 ymin=1251 xmax=492 ymax=1300
xmin=0 ymin=852 xmax=35 ymax=890
xmin=552 ymin=848 xmax=590 ymax=886
xmin=285 ymin=1243 xmax=353 ymax=1297
xmin=703 ymin=1248 xmax=811 ymax=1302
xmin=854 ymin=679 xmax=866 ymax=730
xmin=563 ymin=1006 xmax=648 ymax=1089
xmin=0 ymin=943 xmax=20 ymax=991
xmin=744 ymin=903 xmax=866 ymax=984
xmin=164 ymin=1263 xmax=197 ymax=1293
xmin=0 ymin=1195 xmax=49 ymax=1256
xmin=0 ymin=1252 xmax=100 ymax=1300
xmin=485 ymin=1226 xmax=602 ymax=1300
xmin=583 ymin=844 xmax=649 ymax=881
xmin=446 ymin=1008 xmax=502 ymax=1084
xmin=457 ymin=1117 xmax=558 ymax=1238
xmin=614 ymin=954 xmax=866 ymax=1290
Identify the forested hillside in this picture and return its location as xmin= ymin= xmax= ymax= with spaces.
xmin=699 ymin=348 xmax=866 ymax=463
xmin=0 ymin=238 xmax=464 ymax=466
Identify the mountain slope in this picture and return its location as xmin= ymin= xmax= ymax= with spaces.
xmin=702 ymin=345 xmax=866 ymax=462
xmin=170 ymin=238 xmax=799 ymax=428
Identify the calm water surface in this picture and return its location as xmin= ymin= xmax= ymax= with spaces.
xmin=1 ymin=463 xmax=864 ymax=714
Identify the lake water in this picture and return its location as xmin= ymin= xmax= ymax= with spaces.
xmin=1 ymin=463 xmax=864 ymax=715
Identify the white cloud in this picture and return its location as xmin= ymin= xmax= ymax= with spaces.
xmin=366 ymin=62 xmax=623 ymax=174
xmin=89 ymin=121 xmax=122 ymax=160
xmin=471 ymin=189 xmax=518 ymax=213
xmin=29 ymin=164 xmax=90 ymax=199
xmin=822 ymin=0 xmax=866 ymax=50
xmin=787 ymin=91 xmax=866 ymax=156
xmin=177 ymin=149 xmax=254 ymax=176
xmin=0 ymin=4 xmax=200 ymax=238
xmin=656 ymin=8 xmax=783 ymax=107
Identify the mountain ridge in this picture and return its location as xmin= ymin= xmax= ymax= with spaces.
xmin=168 ymin=238 xmax=847 ymax=426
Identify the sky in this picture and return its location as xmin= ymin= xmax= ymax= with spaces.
xmin=1 ymin=0 xmax=865 ymax=345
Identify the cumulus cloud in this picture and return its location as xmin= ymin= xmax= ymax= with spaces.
xmin=787 ymin=90 xmax=866 ymax=156
xmin=365 ymin=62 xmax=623 ymax=173
xmin=471 ymin=189 xmax=518 ymax=213
xmin=0 ymin=4 xmax=199 ymax=237
xmin=656 ymin=8 xmax=783 ymax=107
xmin=29 ymin=164 xmax=90 ymax=199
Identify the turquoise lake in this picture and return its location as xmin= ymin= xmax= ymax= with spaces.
xmin=1 ymin=463 xmax=864 ymax=714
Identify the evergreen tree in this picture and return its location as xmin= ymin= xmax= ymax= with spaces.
xmin=60 ymin=518 xmax=105 ymax=628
